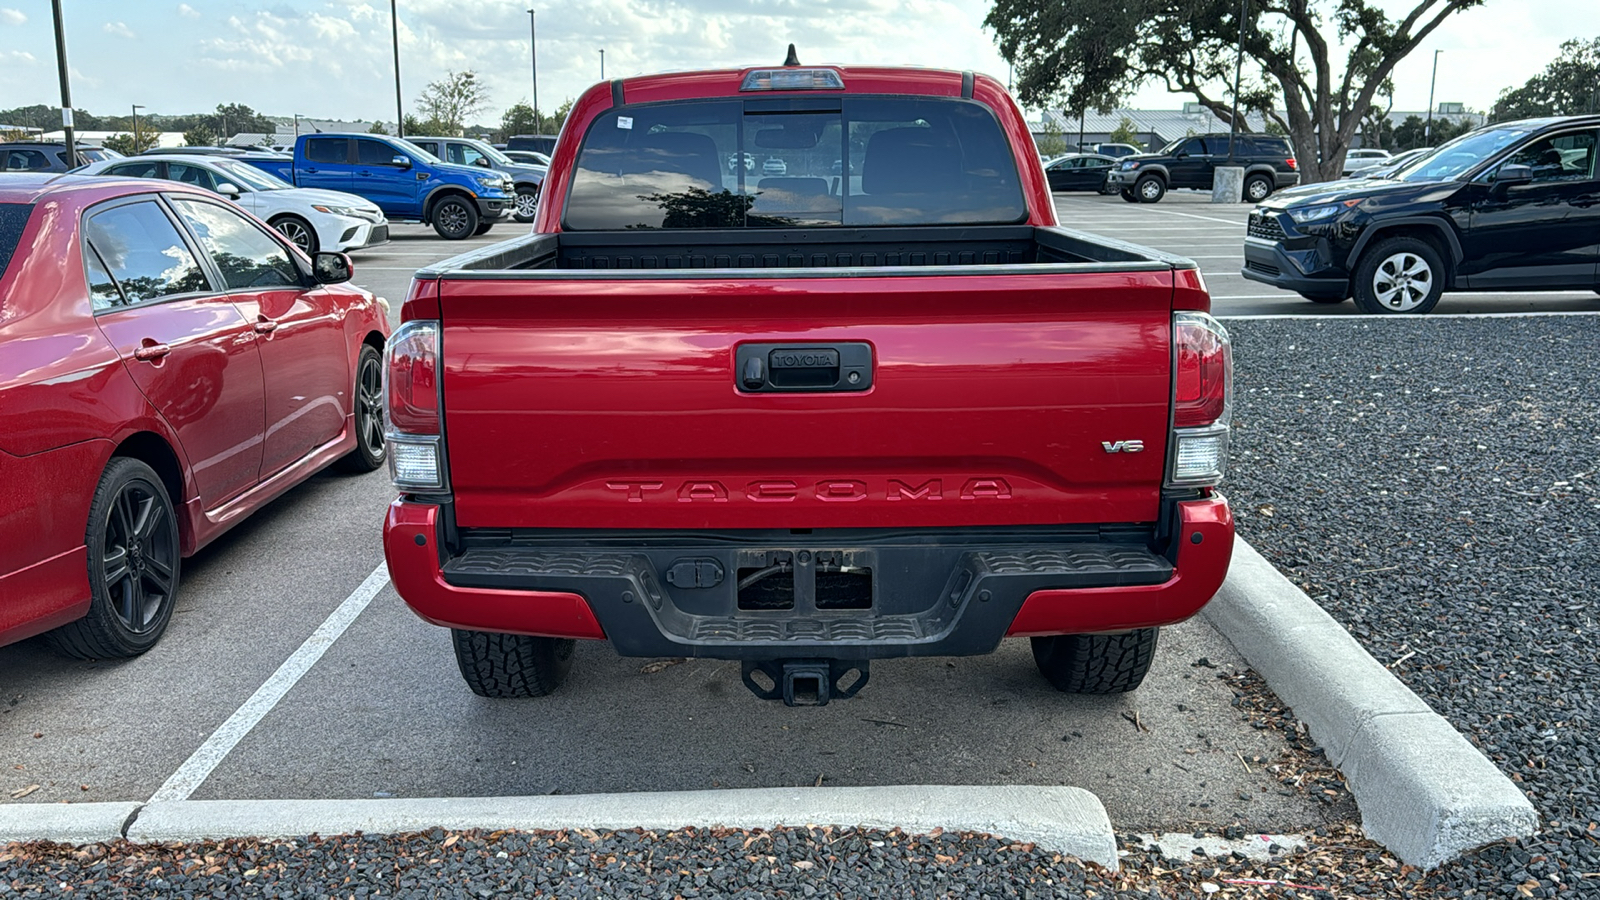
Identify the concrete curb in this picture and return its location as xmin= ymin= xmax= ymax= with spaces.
xmin=0 ymin=802 xmax=142 ymax=845
xmin=1202 ymin=539 xmax=1538 ymax=868
xmin=1 ymin=785 xmax=1114 ymax=869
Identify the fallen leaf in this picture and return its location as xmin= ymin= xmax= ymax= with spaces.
xmin=9 ymin=784 xmax=40 ymax=799
xmin=640 ymin=658 xmax=686 ymax=675
xmin=442 ymin=834 xmax=458 ymax=848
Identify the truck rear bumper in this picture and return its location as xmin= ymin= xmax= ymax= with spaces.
xmin=384 ymin=496 xmax=1233 ymax=660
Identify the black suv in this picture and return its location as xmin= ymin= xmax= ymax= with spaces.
xmin=1103 ymin=133 xmax=1299 ymax=203
xmin=0 ymin=142 xmax=118 ymax=173
xmin=1242 ymin=115 xmax=1600 ymax=314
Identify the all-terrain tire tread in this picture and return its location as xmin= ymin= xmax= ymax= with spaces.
xmin=1031 ymin=628 xmax=1159 ymax=694
xmin=451 ymin=628 xmax=574 ymax=698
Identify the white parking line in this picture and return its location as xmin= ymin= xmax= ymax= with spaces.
xmin=148 ymin=564 xmax=392 ymax=803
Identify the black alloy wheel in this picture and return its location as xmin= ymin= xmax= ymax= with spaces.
xmin=432 ymin=196 xmax=478 ymax=240
xmin=337 ymin=344 xmax=386 ymax=473
xmin=47 ymin=458 xmax=180 ymax=659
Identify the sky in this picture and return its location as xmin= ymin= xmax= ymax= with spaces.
xmin=0 ymin=0 xmax=1586 ymax=129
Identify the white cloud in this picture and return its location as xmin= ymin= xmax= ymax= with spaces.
xmin=1 ymin=49 xmax=35 ymax=63
xmin=103 ymin=21 xmax=136 ymax=39
xmin=0 ymin=8 xmax=25 ymax=26
xmin=177 ymin=4 xmax=200 ymax=18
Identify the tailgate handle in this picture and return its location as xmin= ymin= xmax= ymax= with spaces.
xmin=736 ymin=343 xmax=873 ymax=393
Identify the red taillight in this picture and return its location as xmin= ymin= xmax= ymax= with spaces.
xmin=386 ymin=320 xmax=440 ymax=435
xmin=1285 ymin=157 xmax=1297 ymax=170
xmin=1174 ymin=312 xmax=1231 ymax=428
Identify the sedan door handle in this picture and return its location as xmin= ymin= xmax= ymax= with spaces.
xmin=304 ymin=167 xmax=319 ymax=174
xmin=254 ymin=319 xmax=279 ymax=334
xmin=1569 ymin=194 xmax=1600 ymax=208
xmin=132 ymin=343 xmax=171 ymax=361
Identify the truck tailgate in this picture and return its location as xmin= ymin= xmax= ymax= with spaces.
xmin=438 ymin=269 xmax=1175 ymax=530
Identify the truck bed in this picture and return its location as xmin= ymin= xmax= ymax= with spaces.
xmin=417 ymin=224 xmax=1192 ymax=276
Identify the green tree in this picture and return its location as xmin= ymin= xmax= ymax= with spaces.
xmin=1106 ymin=117 xmax=1143 ymax=149
xmin=1035 ymin=121 xmax=1068 ymax=157
xmin=1491 ymin=36 xmax=1600 ymax=121
xmin=548 ymin=98 xmax=574 ymax=133
xmin=401 ymin=114 xmax=453 ymax=137
xmin=214 ymin=103 xmax=275 ymax=136
xmin=415 ymin=70 xmax=489 ymax=136
xmin=501 ymin=100 xmax=539 ymax=140
xmin=102 ymin=130 xmax=161 ymax=154
xmin=369 ymin=121 xmax=389 ymax=135
xmin=183 ymin=123 xmax=216 ymax=147
xmin=987 ymin=0 xmax=1486 ymax=183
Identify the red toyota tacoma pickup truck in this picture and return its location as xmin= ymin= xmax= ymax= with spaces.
xmin=382 ymin=58 xmax=1235 ymax=706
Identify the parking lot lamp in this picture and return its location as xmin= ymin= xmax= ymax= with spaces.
xmin=1228 ymin=0 xmax=1246 ymax=159
xmin=1425 ymin=49 xmax=1441 ymax=143
xmin=131 ymin=104 xmax=145 ymax=152
xmin=599 ymin=48 xmax=605 ymax=80
xmin=51 ymin=0 xmax=75 ymax=163
xmin=528 ymin=9 xmax=538 ymax=126
xmin=391 ymin=0 xmax=404 ymax=137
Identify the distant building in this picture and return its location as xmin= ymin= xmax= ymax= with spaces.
xmin=226 ymin=120 xmax=381 ymax=150
xmin=42 ymin=129 xmax=185 ymax=148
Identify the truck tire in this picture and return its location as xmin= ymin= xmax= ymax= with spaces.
xmin=474 ymin=221 xmax=495 ymax=236
xmin=431 ymin=196 xmax=478 ymax=240
xmin=335 ymin=344 xmax=385 ymax=473
xmin=513 ymin=185 xmax=540 ymax=223
xmin=1119 ymin=188 xmax=1139 ymax=203
xmin=1134 ymin=175 xmax=1165 ymax=203
xmin=1243 ymin=173 xmax=1274 ymax=203
xmin=270 ymin=215 xmax=319 ymax=255
xmin=1351 ymin=236 xmax=1445 ymax=314
xmin=451 ymin=629 xmax=575 ymax=698
xmin=46 ymin=458 xmax=180 ymax=659
xmin=1031 ymin=628 xmax=1158 ymax=694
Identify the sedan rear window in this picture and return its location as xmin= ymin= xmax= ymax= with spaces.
xmin=564 ymin=96 xmax=1027 ymax=230
xmin=0 ymin=203 xmax=32 ymax=283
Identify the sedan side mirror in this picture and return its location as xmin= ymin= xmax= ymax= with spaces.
xmin=216 ymin=182 xmax=241 ymax=199
xmin=474 ymin=157 xmax=491 ymax=167
xmin=1494 ymin=162 xmax=1533 ymax=186
xmin=390 ymin=155 xmax=412 ymax=169
xmin=312 ymin=251 xmax=353 ymax=284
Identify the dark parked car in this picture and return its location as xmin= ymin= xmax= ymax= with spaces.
xmin=506 ymin=134 xmax=560 ymax=156
xmin=1094 ymin=143 xmax=1141 ymax=158
xmin=1105 ymin=133 xmax=1299 ymax=203
xmin=1044 ymin=153 xmax=1116 ymax=192
xmin=1 ymin=142 xmax=120 ymax=173
xmin=1241 ymin=115 xmax=1600 ymax=314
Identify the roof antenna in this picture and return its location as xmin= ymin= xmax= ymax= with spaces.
xmin=783 ymin=43 xmax=801 ymax=67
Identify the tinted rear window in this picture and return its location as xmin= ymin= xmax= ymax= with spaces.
xmin=563 ymin=97 xmax=1026 ymax=230
xmin=0 ymin=203 xmax=31 ymax=282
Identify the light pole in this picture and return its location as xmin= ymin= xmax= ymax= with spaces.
xmin=527 ymin=9 xmax=538 ymax=128
xmin=1425 ymin=49 xmax=1441 ymax=143
xmin=390 ymin=0 xmax=405 ymax=137
xmin=131 ymin=104 xmax=145 ymax=151
xmin=599 ymin=48 xmax=605 ymax=80
xmin=50 ymin=0 xmax=75 ymax=162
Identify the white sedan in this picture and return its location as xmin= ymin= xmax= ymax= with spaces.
xmin=76 ymin=154 xmax=389 ymax=255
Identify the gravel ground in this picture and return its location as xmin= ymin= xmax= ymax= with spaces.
xmin=1225 ymin=315 xmax=1600 ymax=898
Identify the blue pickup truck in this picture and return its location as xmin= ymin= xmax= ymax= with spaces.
xmin=243 ymin=133 xmax=513 ymax=239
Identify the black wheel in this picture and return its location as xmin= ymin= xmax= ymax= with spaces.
xmin=1352 ymin=236 xmax=1445 ymax=314
xmin=336 ymin=345 xmax=385 ymax=473
xmin=431 ymin=196 xmax=478 ymax=240
xmin=1243 ymin=174 xmax=1274 ymax=203
xmin=1134 ymin=175 xmax=1165 ymax=203
xmin=1031 ymin=628 xmax=1158 ymax=694
xmin=473 ymin=221 xmax=495 ymax=236
xmin=451 ymin=629 xmax=575 ymax=698
xmin=47 ymin=458 xmax=180 ymax=659
xmin=1119 ymin=188 xmax=1139 ymax=203
xmin=271 ymin=215 xmax=319 ymax=255
xmin=1300 ymin=293 xmax=1346 ymax=304
xmin=512 ymin=185 xmax=540 ymax=223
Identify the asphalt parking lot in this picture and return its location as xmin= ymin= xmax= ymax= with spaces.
xmin=9 ymin=190 xmax=1588 ymax=840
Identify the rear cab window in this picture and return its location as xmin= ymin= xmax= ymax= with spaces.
xmin=305 ymin=138 xmax=348 ymax=164
xmin=563 ymin=96 xmax=1026 ymax=230
xmin=0 ymin=203 xmax=33 ymax=284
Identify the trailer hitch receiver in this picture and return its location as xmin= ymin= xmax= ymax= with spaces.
xmin=741 ymin=659 xmax=869 ymax=706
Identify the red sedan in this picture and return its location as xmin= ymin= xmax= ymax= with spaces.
xmin=0 ymin=175 xmax=389 ymax=657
